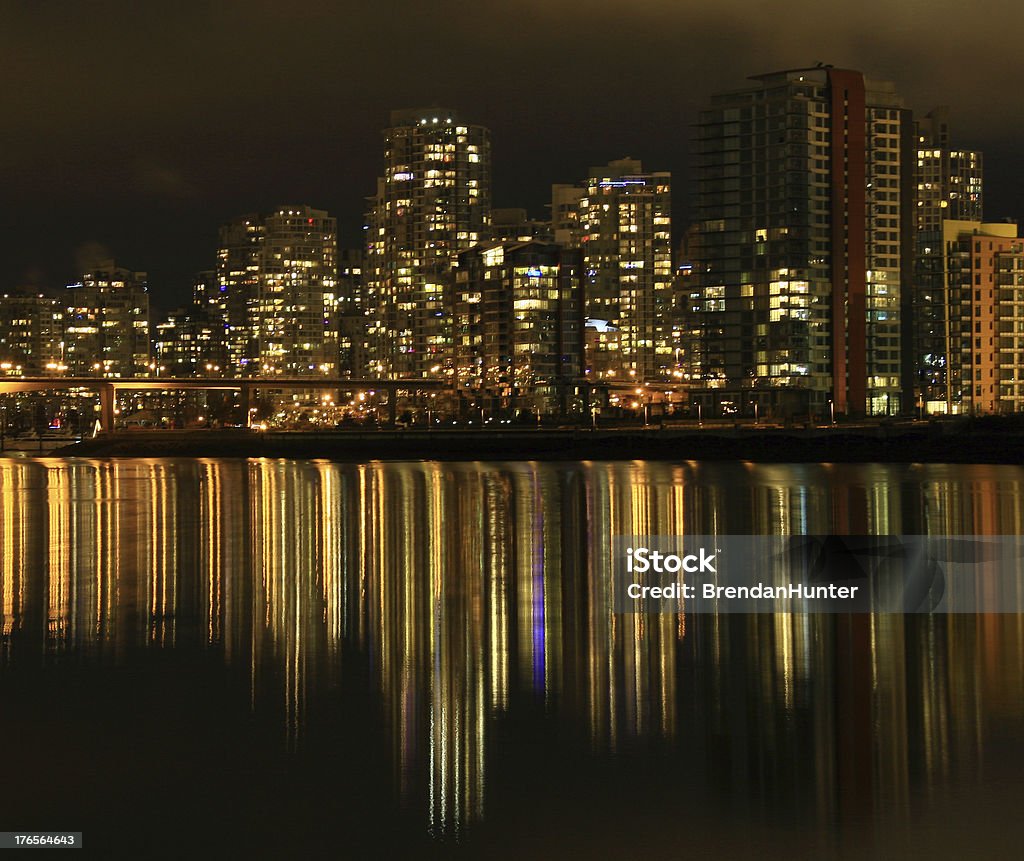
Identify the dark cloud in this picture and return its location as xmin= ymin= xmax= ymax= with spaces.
xmin=73 ymin=241 xmax=114 ymax=277
xmin=131 ymin=157 xmax=199 ymax=200
xmin=1 ymin=0 xmax=1022 ymax=305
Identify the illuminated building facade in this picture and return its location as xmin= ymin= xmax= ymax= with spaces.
xmin=932 ymin=221 xmax=1024 ymax=414
xmin=152 ymin=271 xmax=230 ymax=377
xmin=558 ymin=159 xmax=672 ymax=381
xmin=913 ymin=109 xmax=984 ymax=409
xmin=154 ymin=310 xmax=226 ymax=377
xmin=64 ymin=260 xmax=151 ymax=377
xmin=217 ymin=206 xmax=338 ymax=376
xmin=192 ymin=270 xmax=229 ymax=373
xmin=690 ymin=68 xmax=911 ymax=418
xmin=337 ymin=249 xmax=368 ymax=378
xmin=583 ymin=319 xmax=621 ymax=380
xmin=217 ymin=215 xmax=265 ymax=372
xmin=453 ymin=241 xmax=583 ymax=410
xmin=191 ymin=270 xmax=225 ymax=327
xmin=668 ymin=258 xmax=700 ymax=387
xmin=365 ymin=109 xmax=491 ymax=379
xmin=915 ymin=108 xmax=983 ymax=231
xmin=551 ymin=184 xmax=585 ymax=247
xmin=0 ymin=292 xmax=64 ymax=376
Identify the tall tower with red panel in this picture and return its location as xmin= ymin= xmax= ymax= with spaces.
xmin=690 ymin=68 xmax=911 ymax=418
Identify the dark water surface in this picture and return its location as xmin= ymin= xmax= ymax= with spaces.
xmin=1 ymin=458 xmax=1023 ymax=858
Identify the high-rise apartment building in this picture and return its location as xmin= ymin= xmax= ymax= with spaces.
xmin=154 ymin=309 xmax=226 ymax=377
xmin=192 ymin=269 xmax=223 ymax=322
xmin=453 ymin=241 xmax=583 ymax=411
xmin=551 ymin=184 xmax=585 ymax=247
xmin=554 ymin=159 xmax=673 ymax=381
xmin=922 ymin=221 xmax=1024 ymax=415
xmin=337 ymin=249 xmax=368 ymax=378
xmin=64 ymin=261 xmax=150 ymax=377
xmin=217 ymin=206 xmax=338 ymax=376
xmin=915 ymin=107 xmax=983 ymax=231
xmin=365 ymin=109 xmax=491 ymax=379
xmin=689 ymin=67 xmax=912 ymax=417
xmin=217 ymin=217 xmax=264 ymax=372
xmin=0 ymin=292 xmax=64 ymax=375
xmin=913 ymin=109 xmax=984 ymax=408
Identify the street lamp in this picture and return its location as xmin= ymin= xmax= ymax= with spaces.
xmin=829 ymin=399 xmax=835 ymax=426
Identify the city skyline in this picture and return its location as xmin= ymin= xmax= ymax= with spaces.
xmin=4 ymin=85 xmax=1017 ymax=310
xmin=4 ymin=0 xmax=1024 ymax=300
xmin=4 ymin=65 xmax=1024 ymax=418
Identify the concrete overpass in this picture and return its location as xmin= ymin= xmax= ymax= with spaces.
xmin=0 ymin=376 xmax=453 ymax=431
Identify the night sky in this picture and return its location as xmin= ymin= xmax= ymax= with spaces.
xmin=3 ymin=0 xmax=1023 ymax=311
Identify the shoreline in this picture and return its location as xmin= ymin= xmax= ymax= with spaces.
xmin=43 ymin=422 xmax=1024 ymax=463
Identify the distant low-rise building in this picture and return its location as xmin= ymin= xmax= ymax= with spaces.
xmin=583 ymin=319 xmax=621 ymax=380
